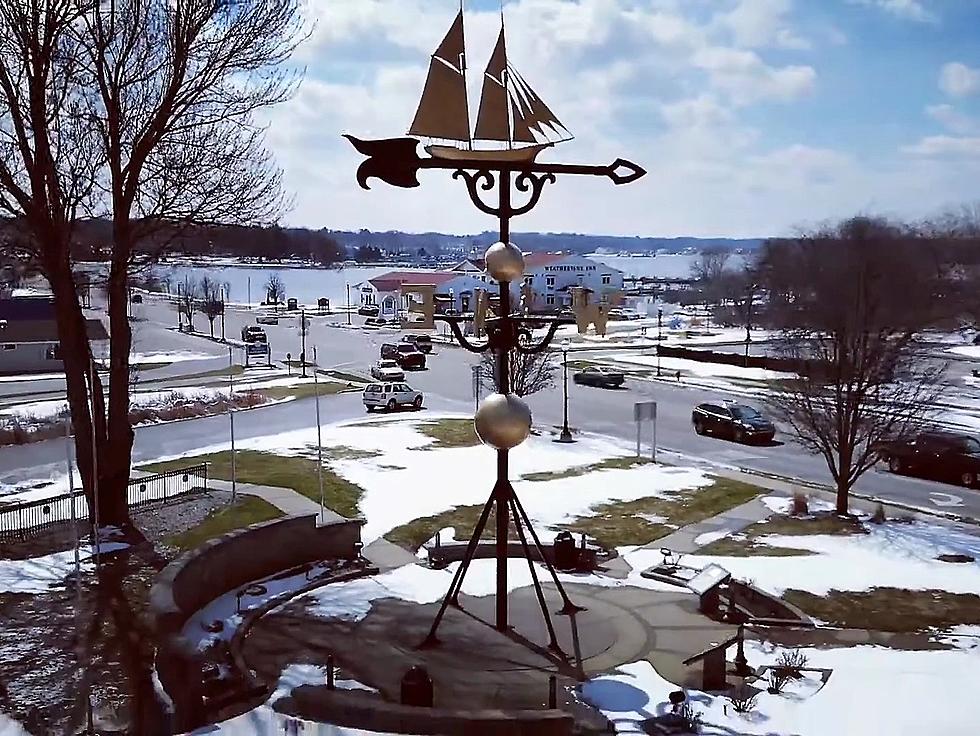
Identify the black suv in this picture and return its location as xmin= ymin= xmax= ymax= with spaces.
xmin=874 ymin=431 xmax=980 ymax=487
xmin=692 ymin=402 xmax=775 ymax=444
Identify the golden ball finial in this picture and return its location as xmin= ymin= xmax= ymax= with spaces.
xmin=474 ymin=392 xmax=532 ymax=450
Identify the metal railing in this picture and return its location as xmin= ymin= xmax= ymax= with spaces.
xmin=0 ymin=463 xmax=208 ymax=541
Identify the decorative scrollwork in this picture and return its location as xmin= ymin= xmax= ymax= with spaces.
xmin=511 ymin=171 xmax=557 ymax=218
xmin=452 ymin=169 xmax=498 ymax=217
xmin=440 ymin=319 xmax=491 ymax=353
xmin=514 ymin=322 xmax=562 ymax=354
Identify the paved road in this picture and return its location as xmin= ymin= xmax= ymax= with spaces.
xmin=1 ymin=292 xmax=979 ymax=519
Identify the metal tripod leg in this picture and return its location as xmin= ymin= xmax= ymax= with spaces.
xmin=510 ymin=489 xmax=586 ymax=615
xmin=420 ymin=484 xmax=498 ymax=648
xmin=507 ymin=492 xmax=565 ymax=655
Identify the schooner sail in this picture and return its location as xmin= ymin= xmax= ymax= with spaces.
xmin=409 ymin=8 xmax=572 ymax=163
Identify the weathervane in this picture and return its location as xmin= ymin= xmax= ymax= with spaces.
xmin=345 ymin=5 xmax=645 ymax=656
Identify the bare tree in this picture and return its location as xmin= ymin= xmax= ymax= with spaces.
xmin=199 ymin=275 xmax=223 ymax=338
xmin=480 ymin=348 xmax=558 ymax=397
xmin=763 ymin=218 xmax=949 ymax=514
xmin=177 ymin=275 xmax=199 ymax=331
xmin=265 ymin=272 xmax=285 ymax=307
xmin=691 ymin=247 xmax=731 ymax=283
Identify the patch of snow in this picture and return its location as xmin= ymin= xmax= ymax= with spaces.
xmin=687 ymin=519 xmax=980 ymax=596
xmin=759 ymin=494 xmax=835 ymax=516
xmin=948 ymin=345 xmax=980 ymax=360
xmin=182 ymin=563 xmax=333 ymax=651
xmin=693 ymin=530 xmax=730 ymax=547
xmin=0 ymin=542 xmax=126 ymax=594
xmin=583 ymin=639 xmax=980 ymax=735
xmin=186 ymin=663 xmax=392 ymax=735
xmin=131 ymin=351 xmax=217 ymax=365
xmin=0 ymin=712 xmax=31 ymax=736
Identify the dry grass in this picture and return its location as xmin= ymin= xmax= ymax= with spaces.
xmin=698 ymin=512 xmax=867 ymax=557
xmin=783 ymin=588 xmax=980 ymax=633
xmin=561 ymin=478 xmax=762 ymax=549
xmin=417 ymin=418 xmax=481 ymax=449
xmin=141 ymin=450 xmax=364 ymax=518
xmin=166 ymin=496 xmax=283 ymax=551
xmin=520 ymin=456 xmax=654 ymax=482
xmin=384 ymin=503 xmax=527 ymax=552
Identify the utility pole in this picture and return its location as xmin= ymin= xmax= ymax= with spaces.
xmin=220 ymin=286 xmax=227 ymax=342
xmin=313 ymin=347 xmax=324 ymax=523
xmin=346 ymin=283 xmax=352 ymax=326
xmin=228 ymin=347 xmax=237 ymax=502
xmin=657 ymin=307 xmax=663 ymax=377
xmin=301 ymin=308 xmax=308 ymax=378
xmin=247 ymin=276 xmax=251 ymax=310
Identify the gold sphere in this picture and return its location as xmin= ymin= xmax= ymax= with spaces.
xmin=474 ymin=392 xmax=532 ymax=450
xmin=484 ymin=241 xmax=525 ymax=283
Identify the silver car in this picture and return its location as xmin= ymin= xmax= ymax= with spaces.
xmin=371 ymin=359 xmax=405 ymax=381
xmin=363 ymin=382 xmax=423 ymax=412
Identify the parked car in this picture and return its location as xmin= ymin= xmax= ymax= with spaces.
xmin=241 ymin=326 xmax=267 ymax=344
xmin=395 ymin=342 xmax=426 ymax=370
xmin=365 ymin=317 xmax=390 ymax=327
xmin=130 ymin=293 xmax=143 ymax=304
xmin=256 ymin=315 xmax=278 ymax=325
xmin=362 ymin=382 xmax=423 ymax=412
xmin=874 ymin=431 xmax=980 ymax=487
xmin=402 ymin=334 xmax=433 ymax=353
xmin=573 ymin=366 xmax=625 ymax=388
xmin=358 ymin=305 xmax=380 ymax=317
xmin=692 ymin=402 xmax=775 ymax=444
xmin=371 ymin=359 xmax=405 ymax=381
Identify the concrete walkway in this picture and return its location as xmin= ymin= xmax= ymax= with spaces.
xmin=654 ymin=495 xmax=773 ymax=554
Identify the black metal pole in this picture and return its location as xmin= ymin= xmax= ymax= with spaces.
xmin=347 ymin=283 xmax=352 ymax=325
xmin=657 ymin=308 xmax=663 ymax=377
xmin=495 ymin=170 xmax=512 ymax=632
xmin=744 ymin=287 xmax=752 ymax=368
xmin=557 ymin=347 xmax=574 ymax=443
xmin=301 ymin=308 xmax=307 ymax=378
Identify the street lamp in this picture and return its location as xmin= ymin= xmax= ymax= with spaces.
xmin=555 ymin=339 xmax=575 ymax=443
xmin=656 ymin=307 xmax=663 ymax=377
xmin=744 ymin=283 xmax=758 ymax=368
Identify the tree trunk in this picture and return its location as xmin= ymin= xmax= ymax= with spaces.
xmin=103 ymin=232 xmax=136 ymax=527
xmin=836 ymin=445 xmax=852 ymax=516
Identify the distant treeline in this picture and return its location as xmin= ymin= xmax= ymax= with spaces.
xmin=14 ymin=219 xmax=762 ymax=264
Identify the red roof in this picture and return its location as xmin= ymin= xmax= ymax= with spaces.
xmin=369 ymin=271 xmax=457 ymax=292
xmin=522 ymin=252 xmax=564 ymax=268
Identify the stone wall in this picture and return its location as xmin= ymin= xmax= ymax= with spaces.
xmin=149 ymin=514 xmax=364 ymax=732
xmin=280 ymin=686 xmax=574 ymax=736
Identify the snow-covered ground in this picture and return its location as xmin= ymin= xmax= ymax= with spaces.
xmin=948 ymin=345 xmax=980 ymax=360
xmin=169 ymin=415 xmax=712 ymax=544
xmin=131 ymin=351 xmax=218 ymax=365
xmin=582 ymin=637 xmax=980 ymax=736
xmin=0 ymin=540 xmax=128 ymax=595
xmin=0 ymin=388 xmax=230 ymax=425
xmin=683 ymin=505 xmax=980 ymax=598
xmin=0 ymin=712 xmax=30 ymax=736
xmin=185 ymin=663 xmax=390 ymax=736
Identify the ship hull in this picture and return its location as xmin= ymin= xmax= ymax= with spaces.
xmin=425 ymin=144 xmax=550 ymax=163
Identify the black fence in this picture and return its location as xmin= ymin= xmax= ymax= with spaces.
xmin=0 ymin=463 xmax=208 ymax=541
xmin=656 ymin=345 xmax=828 ymax=378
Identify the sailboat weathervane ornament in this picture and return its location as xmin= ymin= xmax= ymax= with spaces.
xmin=344 ymin=3 xmax=646 ymax=656
xmin=409 ymin=6 xmax=572 ymax=162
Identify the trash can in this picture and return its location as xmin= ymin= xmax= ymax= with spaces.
xmin=400 ymin=665 xmax=433 ymax=707
xmin=287 ymin=297 xmax=298 ymax=311
xmin=553 ymin=531 xmax=578 ymax=571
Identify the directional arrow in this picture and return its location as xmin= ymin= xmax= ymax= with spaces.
xmin=929 ymin=491 xmax=964 ymax=508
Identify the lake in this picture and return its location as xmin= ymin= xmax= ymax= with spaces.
xmin=153 ymin=253 xmax=740 ymax=307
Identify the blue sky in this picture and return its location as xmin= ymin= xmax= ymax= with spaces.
xmin=264 ymin=0 xmax=980 ymax=238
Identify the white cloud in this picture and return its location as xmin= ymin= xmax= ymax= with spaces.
xmin=849 ymin=0 xmax=938 ymax=23
xmin=939 ymin=62 xmax=980 ymax=98
xmin=903 ymin=135 xmax=980 ymax=157
xmin=715 ymin=0 xmax=811 ymax=50
xmin=249 ymin=0 xmax=976 ymax=238
xmin=926 ymin=104 xmax=978 ymax=135
xmin=693 ymin=46 xmax=816 ymax=104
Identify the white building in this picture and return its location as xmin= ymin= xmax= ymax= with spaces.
xmin=357 ymin=271 xmax=490 ymax=317
xmin=517 ymin=253 xmax=624 ymax=312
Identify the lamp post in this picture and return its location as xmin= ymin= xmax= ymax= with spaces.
xmin=346 ymin=283 xmax=352 ymax=326
xmin=300 ymin=308 xmax=308 ymax=378
xmin=744 ymin=283 xmax=757 ymax=369
xmin=657 ymin=307 xmax=663 ymax=377
xmin=219 ymin=286 xmax=226 ymax=343
xmin=555 ymin=340 xmax=574 ymax=443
